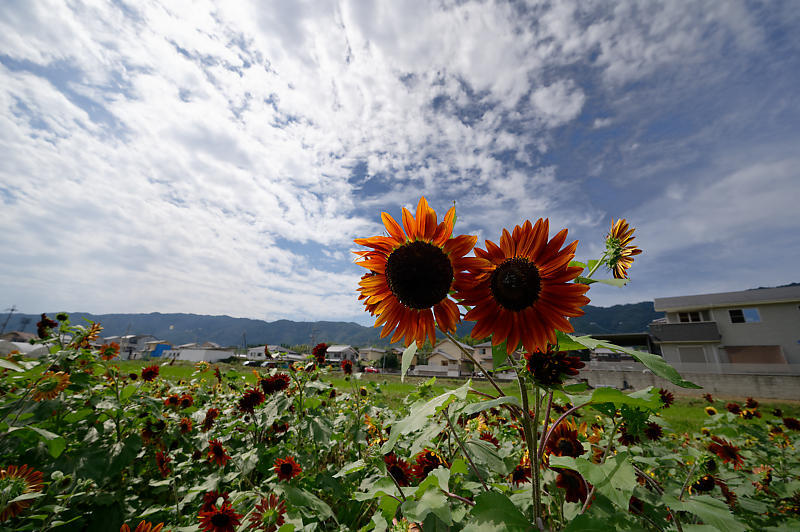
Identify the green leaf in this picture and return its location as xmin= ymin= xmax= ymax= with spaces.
xmin=401 ymin=488 xmax=451 ymax=525
xmin=334 ymin=460 xmax=366 ymax=478
xmin=466 ymin=439 xmax=509 ymax=476
xmin=10 ymin=491 xmax=45 ymax=503
xmin=121 ymin=384 xmax=138 ymax=402
xmin=400 ymin=343 xmax=417 ymax=382
xmin=279 ymin=485 xmax=336 ymax=523
xmin=555 ymin=330 xmax=587 ymax=351
xmin=563 ymin=514 xmax=615 ymax=532
xmin=0 ymin=358 xmax=24 ymax=371
xmin=63 ymin=408 xmax=93 ymax=423
xmin=566 ymin=334 xmax=700 ymax=388
xmin=461 ymin=395 xmax=520 ymax=416
xmin=662 ymin=495 xmax=745 ymax=532
xmin=450 ymin=458 xmax=469 ymax=476
xmin=462 ymin=491 xmax=532 ymax=532
xmin=569 ymin=260 xmax=586 ymax=270
xmin=491 ymin=341 xmax=509 ymax=370
xmin=381 ymin=381 xmax=470 ymax=454
xmin=550 ymin=453 xmax=635 ymax=511
xmin=28 ymin=426 xmax=67 ymax=458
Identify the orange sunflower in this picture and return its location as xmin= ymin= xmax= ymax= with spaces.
xmin=454 ymin=219 xmax=590 ymax=354
xmin=0 ymin=464 xmax=44 ymax=521
xmin=31 ymin=371 xmax=70 ymax=401
xmin=606 ymin=218 xmax=642 ymax=279
xmin=354 ymin=197 xmax=478 ymax=347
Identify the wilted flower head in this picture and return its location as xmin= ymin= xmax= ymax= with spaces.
xmin=658 ymin=389 xmax=674 ymax=408
xmin=0 ymin=464 xmax=44 ymax=521
xmin=605 ymin=218 xmax=642 ymax=279
xmin=384 ymin=453 xmax=413 ymax=487
xmin=525 ymin=345 xmax=585 ymax=387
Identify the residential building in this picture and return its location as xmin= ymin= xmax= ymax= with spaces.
xmin=358 ymin=347 xmax=385 ymax=363
xmin=326 ymin=345 xmax=358 ymax=362
xmin=105 ymin=334 xmax=158 ymax=359
xmin=649 ymin=285 xmax=800 ymax=371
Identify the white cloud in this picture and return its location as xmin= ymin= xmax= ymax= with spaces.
xmin=529 ymin=80 xmax=586 ymax=127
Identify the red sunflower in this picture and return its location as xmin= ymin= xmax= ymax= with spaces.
xmin=384 ymin=453 xmax=413 ymax=487
xmin=248 ymin=494 xmax=287 ymax=531
xmin=312 ymin=343 xmax=328 ymax=366
xmin=0 ymin=464 xmax=44 ymax=521
xmin=545 ymin=420 xmax=585 ymax=458
xmin=207 ymin=439 xmax=231 ymax=467
xmin=260 ymin=374 xmax=290 ymax=395
xmin=411 ymin=449 xmax=447 ymax=481
xmin=605 ymin=218 xmax=642 ymax=279
xmin=341 ymin=359 xmax=353 ymax=375
xmin=201 ymin=408 xmax=220 ymax=432
xmin=155 ymin=451 xmax=171 ymax=477
xmin=164 ymin=394 xmax=180 ymax=408
xmin=709 ymin=436 xmax=744 ymax=470
xmin=179 ymin=417 xmax=193 ymax=434
xmin=198 ymin=502 xmax=242 ymax=532
xmin=555 ymin=469 xmax=589 ymax=504
xmin=180 ymin=394 xmax=194 ymax=409
xmin=354 ymin=197 xmax=478 ymax=347
xmin=238 ymin=388 xmax=266 ymax=414
xmin=31 ymin=371 xmax=71 ymax=401
xmin=454 ymin=219 xmax=590 ymax=354
xmin=119 ymin=521 xmax=164 ymax=532
xmin=274 ymin=456 xmax=302 ymax=481
xmin=201 ymin=491 xmax=230 ymax=513
xmin=141 ymin=365 xmax=160 ymax=382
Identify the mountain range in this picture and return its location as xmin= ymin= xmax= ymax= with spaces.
xmin=2 ymin=301 xmax=664 ymax=348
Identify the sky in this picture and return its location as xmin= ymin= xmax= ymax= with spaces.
xmin=1 ymin=0 xmax=799 ymax=326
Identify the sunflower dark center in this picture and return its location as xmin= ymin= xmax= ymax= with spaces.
xmin=490 ymin=258 xmax=541 ymax=311
xmin=280 ymin=463 xmax=293 ymax=475
xmin=385 ymin=241 xmax=453 ymax=309
xmin=211 ymin=513 xmax=231 ymax=526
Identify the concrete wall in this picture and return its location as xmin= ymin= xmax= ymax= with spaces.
xmin=710 ymin=302 xmax=800 ymax=364
xmin=579 ymin=368 xmax=800 ymax=400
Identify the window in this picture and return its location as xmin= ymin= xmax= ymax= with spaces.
xmin=678 ymin=311 xmax=701 ymax=323
xmin=729 ymin=308 xmax=760 ymax=323
xmin=678 ymin=346 xmax=707 ymax=363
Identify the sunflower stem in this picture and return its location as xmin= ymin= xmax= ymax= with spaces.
xmin=444 ymin=404 xmax=489 ymax=492
xmin=580 ymin=417 xmax=622 ymax=514
xmin=585 ymin=252 xmax=607 ymax=279
xmin=679 ymin=460 xmax=699 ymax=501
xmin=516 ymin=372 xmax=541 ymax=526
xmin=537 ymin=391 xmax=554 ymax=463
xmin=444 ymin=331 xmax=505 ymax=397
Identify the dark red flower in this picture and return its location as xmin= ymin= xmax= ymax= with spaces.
xmin=141 ymin=365 xmax=160 ymax=382
xmin=745 ymin=397 xmax=759 ymax=409
xmin=629 ymin=496 xmax=644 ymax=514
xmin=644 ymin=422 xmax=663 ymax=441
xmin=201 ymin=491 xmax=230 ymax=513
xmin=726 ymin=402 xmax=741 ymax=414
xmin=412 ymin=449 xmax=447 ymax=480
xmin=248 ymin=494 xmax=287 ymax=532
xmin=384 ymin=453 xmax=413 ymax=487
xmin=555 ymin=469 xmax=588 ymax=504
xmin=207 ymin=439 xmax=231 ymax=467
xmin=341 ymin=359 xmax=353 ymax=375
xmin=180 ymin=393 xmax=194 ymax=409
xmin=119 ymin=521 xmax=164 ymax=532
xmin=164 ymin=394 xmax=180 ymax=408
xmin=214 ymin=366 xmax=222 ymax=383
xmin=479 ymin=431 xmax=500 ymax=449
xmin=100 ymin=342 xmax=120 ymax=360
xmin=202 ymin=408 xmax=220 ymax=432
xmin=690 ymin=474 xmax=715 ymax=493
xmin=525 ymin=345 xmax=584 ymax=387
xmin=238 ymin=388 xmax=266 ymax=414
xmin=658 ymin=389 xmax=674 ymax=408
xmin=772 ymin=408 xmax=783 ymax=417
xmin=312 ymin=343 xmax=328 ymax=366
xmin=545 ymin=421 xmax=585 ymax=457
xmin=129 ymin=372 xmax=138 ymax=381
xmin=0 ymin=464 xmax=44 ymax=521
xmin=180 ymin=417 xmax=193 ymax=434
xmin=709 ymin=436 xmax=744 ymax=470
xmin=783 ymin=417 xmax=800 ymax=431
xmin=618 ymin=424 xmax=640 ymax=446
xmin=510 ymin=463 xmax=532 ymax=486
xmin=271 ymin=421 xmax=289 ymax=433
xmin=716 ymin=477 xmax=737 ymax=508
xmin=36 ymin=313 xmax=58 ymax=338
xmin=274 ymin=456 xmax=302 ymax=481
xmin=740 ymin=409 xmax=761 ymax=420
xmin=703 ymin=393 xmax=714 ymax=403
xmin=155 ymin=451 xmax=171 ymax=477
xmin=198 ymin=502 xmax=242 ymax=532
xmin=260 ymin=374 xmax=290 ymax=395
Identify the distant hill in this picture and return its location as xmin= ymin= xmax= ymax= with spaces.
xmin=3 ymin=302 xmax=664 ymax=348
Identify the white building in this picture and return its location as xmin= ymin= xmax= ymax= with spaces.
xmin=326 ymin=345 xmax=358 ymax=362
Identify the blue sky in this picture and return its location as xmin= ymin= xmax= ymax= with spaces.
xmin=1 ymin=0 xmax=799 ymax=326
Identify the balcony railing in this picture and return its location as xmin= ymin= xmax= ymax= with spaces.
xmin=649 ymin=321 xmax=721 ymax=343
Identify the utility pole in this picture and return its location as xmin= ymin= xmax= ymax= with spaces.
xmin=1 ymin=305 xmax=18 ymax=335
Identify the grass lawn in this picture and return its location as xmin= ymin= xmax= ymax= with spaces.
xmin=103 ymin=359 xmax=800 ymax=435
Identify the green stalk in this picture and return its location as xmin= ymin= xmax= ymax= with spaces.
xmin=516 ymin=372 xmax=541 ymax=524
xmin=444 ymin=331 xmax=505 ymax=397
xmin=584 ymin=252 xmax=607 ymax=279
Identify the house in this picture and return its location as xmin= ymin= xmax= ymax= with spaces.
xmin=474 ymin=341 xmax=494 ymax=369
xmin=415 ymin=338 xmax=475 ymax=376
xmin=105 ymin=335 xmax=158 ymax=360
xmin=0 ymin=331 xmax=37 ymax=343
xmin=649 ymin=285 xmax=800 ymax=369
xmin=358 ymin=347 xmax=385 ymax=363
xmin=142 ymin=340 xmax=173 ymax=358
xmin=162 ymin=347 xmax=234 ymax=363
xmin=326 ymin=345 xmax=358 ymax=362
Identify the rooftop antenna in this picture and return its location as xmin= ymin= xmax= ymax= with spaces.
xmin=1 ymin=305 xmax=18 ymax=334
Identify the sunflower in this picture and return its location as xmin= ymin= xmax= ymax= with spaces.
xmin=180 ymin=394 xmax=194 ymax=409
xmin=201 ymin=408 xmax=220 ymax=432
xmin=658 ymin=389 xmax=674 ymax=408
xmin=0 ymin=464 xmax=44 ymax=521
xmin=702 ymin=393 xmax=714 ymax=403
xmin=644 ymin=422 xmax=663 ymax=441
xmin=248 ymin=494 xmax=287 ymax=532
xmin=100 ymin=342 xmax=120 ymax=360
xmin=525 ymin=345 xmax=585 ymax=387
xmin=238 ymin=388 xmax=265 ymax=414
xmin=201 ymin=491 xmax=230 ymax=513
xmin=179 ymin=417 xmax=193 ymax=434
xmin=726 ymin=402 xmax=741 ymax=415
xmin=354 ymin=197 xmax=478 ymax=347
xmin=705 ymin=406 xmax=718 ymax=416
xmin=605 ymin=218 xmax=642 ymax=279
xmin=36 ymin=313 xmax=58 ymax=339
xmin=555 ymin=469 xmax=589 ymax=504
xmin=412 ymin=449 xmax=447 ymax=480
xmin=510 ymin=463 xmax=532 ymax=486
xmin=384 ymin=453 xmax=413 ymax=487
xmin=207 ymin=440 xmax=231 ymax=467
xmin=783 ymin=417 xmax=800 ymax=431
xmin=545 ymin=420 xmax=585 ymax=458
xmin=141 ymin=365 xmax=160 ymax=382
xmin=164 ymin=394 xmax=180 ymax=408
xmin=198 ymin=502 xmax=242 ymax=532
xmin=312 ymin=343 xmax=328 ymax=366
xmin=260 ymin=374 xmax=290 ymax=395
xmin=479 ymin=431 xmax=500 ymax=449
xmin=709 ymin=436 xmax=744 ymax=470
xmin=689 ymin=474 xmax=715 ymax=493
xmin=119 ymin=521 xmax=165 ymax=532
xmin=745 ymin=397 xmax=759 ymax=409
xmin=155 ymin=451 xmax=171 ymax=477
xmin=31 ymin=371 xmax=70 ymax=401
xmin=274 ymin=456 xmax=302 ymax=481
xmin=454 ymin=219 xmax=589 ymax=354
xmin=341 ymin=359 xmax=353 ymax=375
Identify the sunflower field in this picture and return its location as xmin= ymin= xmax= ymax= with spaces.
xmin=3 ymin=198 xmax=800 ymax=531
